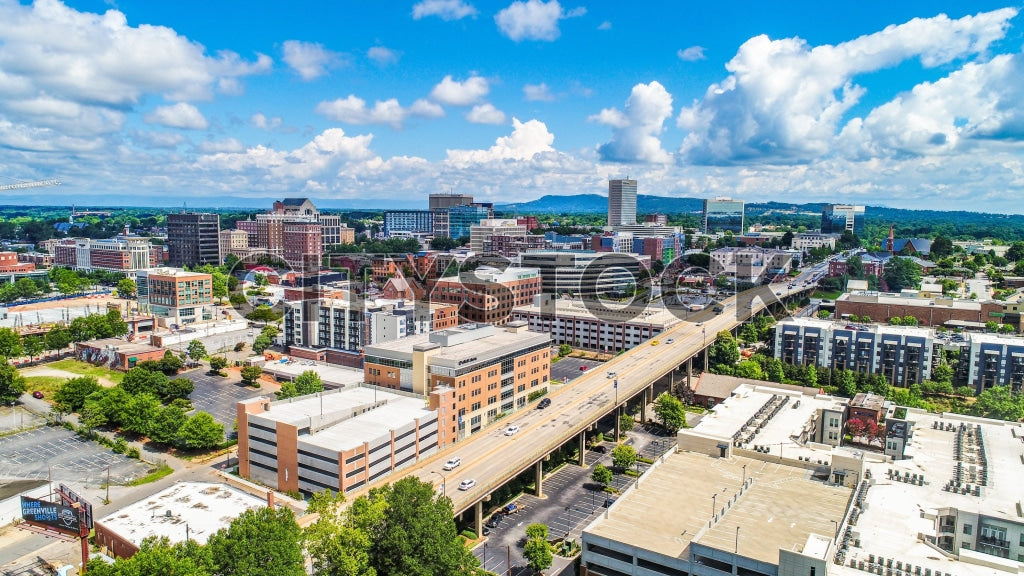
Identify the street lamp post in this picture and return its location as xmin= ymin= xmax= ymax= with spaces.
xmin=742 ymin=464 xmax=747 ymax=486
xmin=432 ymin=470 xmax=447 ymax=497
xmin=830 ymin=519 xmax=840 ymax=542
xmin=712 ymin=493 xmax=718 ymax=518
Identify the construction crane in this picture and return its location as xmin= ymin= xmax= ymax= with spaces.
xmin=0 ymin=178 xmax=61 ymax=192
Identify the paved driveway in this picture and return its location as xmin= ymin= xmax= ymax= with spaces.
xmin=186 ymin=368 xmax=268 ymax=437
xmin=0 ymin=427 xmax=150 ymax=484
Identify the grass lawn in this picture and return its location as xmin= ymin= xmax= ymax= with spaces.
xmin=47 ymin=359 xmax=125 ymax=385
xmin=22 ymin=375 xmax=65 ymax=398
xmin=812 ymin=290 xmax=842 ymax=300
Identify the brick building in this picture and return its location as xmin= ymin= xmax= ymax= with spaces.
xmin=429 ymin=266 xmax=542 ymax=325
xmin=363 ymin=322 xmax=550 ymax=440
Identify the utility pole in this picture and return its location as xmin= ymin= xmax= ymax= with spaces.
xmin=105 ymin=465 xmax=110 ymax=504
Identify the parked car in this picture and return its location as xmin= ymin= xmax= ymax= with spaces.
xmin=31 ymin=391 xmax=43 ymax=399
xmin=579 ymin=365 xmax=588 ymax=371
xmin=503 ymin=503 xmax=519 ymax=515
xmin=592 ymin=444 xmax=607 ymax=453
xmin=486 ymin=513 xmax=503 ymax=528
xmin=458 ymin=479 xmax=476 ymax=491
xmin=537 ymin=397 xmax=551 ymax=409
xmin=505 ymin=425 xmax=520 ymax=436
xmin=442 ymin=457 xmax=461 ymax=471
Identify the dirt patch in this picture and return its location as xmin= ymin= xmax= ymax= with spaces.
xmin=8 ymin=294 xmax=117 ymax=313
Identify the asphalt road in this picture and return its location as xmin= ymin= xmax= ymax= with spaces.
xmin=364 ymin=282 xmax=808 ymax=516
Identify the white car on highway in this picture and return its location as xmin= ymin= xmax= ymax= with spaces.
xmin=442 ymin=457 xmax=461 ymax=471
xmin=505 ymin=425 xmax=520 ymax=436
xmin=459 ymin=479 xmax=477 ymax=490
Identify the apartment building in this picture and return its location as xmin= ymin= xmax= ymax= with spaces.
xmin=709 ymin=246 xmax=793 ymax=283
xmin=363 ymin=322 xmax=550 ymax=439
xmin=791 ymin=233 xmax=839 ymax=252
xmin=136 ymin=267 xmax=214 ymax=327
xmin=429 ymin=266 xmax=542 ymax=325
xmin=219 ymin=229 xmax=250 ymax=261
xmin=964 ymin=332 xmax=1024 ymax=394
xmin=237 ymin=387 xmax=444 ymax=496
xmin=282 ymin=221 xmax=322 ymax=272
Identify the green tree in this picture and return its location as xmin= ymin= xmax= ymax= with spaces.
xmin=708 ymin=331 xmax=739 ymax=369
xmin=523 ymin=523 xmax=553 ymax=574
xmin=836 ymin=369 xmax=857 ymax=398
xmin=176 ymin=412 xmax=225 ymax=449
xmin=23 ymin=335 xmax=43 ymax=360
xmin=160 ymin=349 xmax=184 ymax=373
xmin=160 ymin=378 xmax=195 ymax=402
xmin=105 ymin=309 xmax=129 ymax=337
xmin=802 ymin=364 xmax=818 ymax=387
xmin=150 ymin=405 xmax=188 ymax=445
xmin=618 ymin=412 xmax=634 ymax=434
xmin=229 ymin=293 xmax=247 ymax=307
xmin=117 ymin=277 xmax=137 ymax=299
xmin=932 ymin=362 xmax=954 ymax=385
xmin=734 ymin=360 xmax=763 ymax=380
xmin=902 ymin=315 xmax=919 ymax=327
xmin=44 ymin=325 xmax=72 ymax=352
xmin=351 ymin=476 xmax=479 ymax=576
xmin=240 ymin=365 xmax=263 ymax=386
xmin=765 ymin=359 xmax=785 ymax=383
xmin=889 ymin=316 xmax=903 ymax=326
xmin=611 ymin=444 xmax=637 ymax=471
xmin=430 ymin=236 xmax=462 ymax=251
xmin=122 ymin=393 xmax=162 ymax=436
xmin=930 ymin=235 xmax=954 ymax=259
xmin=53 ymin=376 xmax=101 ymax=413
xmin=883 ymin=257 xmax=922 ymax=292
xmin=653 ymin=392 xmax=687 ymax=431
xmin=207 ymin=506 xmax=305 ymax=576
xmin=817 ymin=309 xmax=831 ymax=319
xmin=276 ymin=381 xmax=300 ymax=400
xmin=304 ymin=491 xmax=374 ymax=576
xmin=252 ymin=334 xmax=272 ymax=354
xmin=246 ymin=305 xmax=281 ymax=323
xmin=122 ymin=366 xmax=169 ymax=396
xmin=209 ymin=356 xmax=228 ymax=373
xmin=295 ymin=370 xmax=324 ymax=395
xmin=85 ymin=536 xmax=212 ymax=576
xmin=971 ymin=386 xmax=1024 ymax=422
xmin=0 ymin=363 xmax=26 ymax=404
xmin=590 ymin=463 xmax=613 ymax=488
xmin=15 ymin=277 xmax=39 ymax=299
xmin=0 ymin=327 xmax=23 ymax=358
xmin=187 ymin=339 xmax=208 ymax=360
xmin=558 ymin=343 xmax=572 ymax=357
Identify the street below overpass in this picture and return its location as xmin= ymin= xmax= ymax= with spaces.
xmin=353 ymin=281 xmax=812 ymax=531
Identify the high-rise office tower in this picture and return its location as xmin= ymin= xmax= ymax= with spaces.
xmin=608 ymin=179 xmax=637 ymax=226
xmin=821 ymin=204 xmax=865 ymax=236
xmin=702 ymin=197 xmax=745 ymax=234
xmin=167 ymin=212 xmax=221 ymax=267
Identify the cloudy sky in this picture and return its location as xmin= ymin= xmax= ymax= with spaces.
xmin=2 ymin=0 xmax=1024 ymax=213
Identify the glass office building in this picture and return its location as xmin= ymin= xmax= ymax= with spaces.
xmin=821 ymin=204 xmax=865 ymax=236
xmin=702 ymin=197 xmax=745 ymax=234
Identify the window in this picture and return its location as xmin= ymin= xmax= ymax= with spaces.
xmin=963 ymin=524 xmax=972 ymax=535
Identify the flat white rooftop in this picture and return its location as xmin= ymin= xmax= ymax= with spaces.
xmin=260 ymin=361 xmax=364 ymax=388
xmin=249 ymin=387 xmax=434 ymax=452
xmin=96 ymin=482 xmax=266 ymax=546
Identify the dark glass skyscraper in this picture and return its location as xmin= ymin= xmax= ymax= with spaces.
xmin=167 ymin=212 xmax=221 ymax=267
xmin=821 ymin=204 xmax=865 ymax=236
xmin=702 ymin=197 xmax=745 ymax=234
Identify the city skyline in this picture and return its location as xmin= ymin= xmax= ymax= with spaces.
xmin=2 ymin=2 xmax=1024 ymax=213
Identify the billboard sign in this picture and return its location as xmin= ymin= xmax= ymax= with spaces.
xmin=20 ymin=496 xmax=81 ymax=535
xmin=57 ymin=483 xmax=93 ymax=529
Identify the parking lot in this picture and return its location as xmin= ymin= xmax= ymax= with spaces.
xmin=186 ymin=368 xmax=269 ymax=436
xmin=550 ymin=357 xmax=604 ymax=383
xmin=472 ymin=421 xmax=674 ymax=575
xmin=0 ymin=426 xmax=150 ymax=484
xmin=0 ymin=404 xmax=46 ymax=434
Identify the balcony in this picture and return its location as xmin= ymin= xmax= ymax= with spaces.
xmin=977 ymin=534 xmax=1010 ymax=549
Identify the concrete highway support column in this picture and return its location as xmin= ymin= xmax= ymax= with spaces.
xmin=687 ymin=358 xmax=693 ymax=388
xmin=614 ymin=406 xmax=621 ymax=441
xmin=640 ymin=385 xmax=651 ymax=423
xmin=534 ymin=461 xmax=544 ymax=498
xmin=474 ymin=500 xmax=483 ymax=539
xmin=578 ymin=431 xmax=587 ymax=467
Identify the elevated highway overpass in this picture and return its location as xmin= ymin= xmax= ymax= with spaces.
xmin=352 ymin=280 xmax=815 ymax=531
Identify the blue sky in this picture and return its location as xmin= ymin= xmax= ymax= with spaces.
xmin=2 ymin=1 xmax=1024 ymax=213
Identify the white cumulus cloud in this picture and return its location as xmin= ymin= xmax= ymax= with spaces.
xmin=430 ymin=74 xmax=489 ymax=106
xmin=367 ymin=46 xmax=400 ymax=66
xmin=144 ymin=103 xmax=208 ymax=130
xmin=597 ymin=21 xmax=611 ymax=30
xmin=592 ymin=81 xmax=673 ymax=163
xmin=466 ymin=103 xmax=507 ymax=124
xmin=677 ymin=46 xmax=705 ymax=61
xmin=677 ymin=8 xmax=1019 ymax=164
xmin=251 ymin=113 xmax=282 ymax=130
xmin=446 ymin=117 xmax=555 ymax=167
xmin=316 ymin=95 xmax=444 ymax=128
xmin=523 ymin=83 xmax=555 ymax=102
xmin=282 ymin=40 xmax=342 ymax=80
xmin=495 ymin=0 xmax=585 ymax=42
xmin=412 ymin=0 xmax=478 ymax=20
